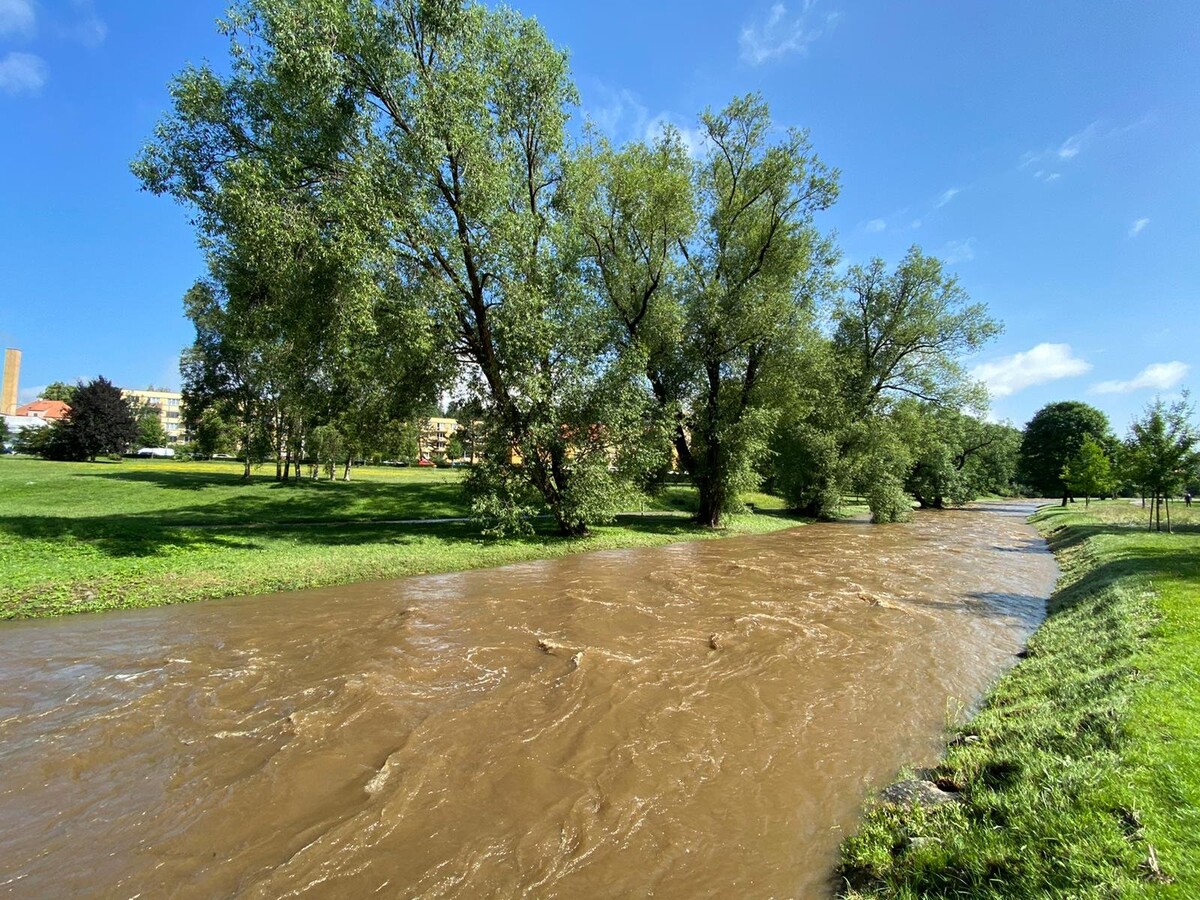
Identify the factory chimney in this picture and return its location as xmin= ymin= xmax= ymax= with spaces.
xmin=2 ymin=348 xmax=21 ymax=416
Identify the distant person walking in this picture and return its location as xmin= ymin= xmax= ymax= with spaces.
xmin=1186 ymin=490 xmax=1193 ymax=508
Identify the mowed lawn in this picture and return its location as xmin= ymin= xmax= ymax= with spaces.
xmin=0 ymin=457 xmax=798 ymax=619
xmin=838 ymin=499 xmax=1200 ymax=898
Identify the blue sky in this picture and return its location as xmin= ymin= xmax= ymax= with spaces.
xmin=1 ymin=1 xmax=1197 ymax=433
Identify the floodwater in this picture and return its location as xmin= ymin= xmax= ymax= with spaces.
xmin=0 ymin=502 xmax=1056 ymax=898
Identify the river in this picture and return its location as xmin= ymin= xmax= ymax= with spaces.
xmin=0 ymin=501 xmax=1056 ymax=898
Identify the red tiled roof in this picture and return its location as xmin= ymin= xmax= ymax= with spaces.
xmin=15 ymin=400 xmax=71 ymax=420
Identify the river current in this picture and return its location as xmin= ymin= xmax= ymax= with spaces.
xmin=0 ymin=502 xmax=1056 ymax=898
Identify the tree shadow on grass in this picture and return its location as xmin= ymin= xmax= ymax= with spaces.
xmin=1046 ymin=535 xmax=1200 ymax=616
xmin=1042 ymin=521 xmax=1200 ymax=555
xmin=0 ymin=504 xmax=763 ymax=560
xmin=66 ymin=468 xmax=468 ymax=526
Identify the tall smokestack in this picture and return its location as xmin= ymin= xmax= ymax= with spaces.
xmin=2 ymin=348 xmax=20 ymax=415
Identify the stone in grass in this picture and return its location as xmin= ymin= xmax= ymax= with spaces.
xmin=879 ymin=780 xmax=961 ymax=808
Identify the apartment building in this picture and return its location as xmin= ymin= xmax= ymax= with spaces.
xmin=122 ymin=388 xmax=186 ymax=443
xmin=419 ymin=416 xmax=458 ymax=459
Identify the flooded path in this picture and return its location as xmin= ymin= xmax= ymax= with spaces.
xmin=0 ymin=502 xmax=1055 ymax=898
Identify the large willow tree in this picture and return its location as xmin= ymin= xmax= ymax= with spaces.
xmin=136 ymin=0 xmax=656 ymax=535
xmin=566 ymin=96 xmax=840 ymax=527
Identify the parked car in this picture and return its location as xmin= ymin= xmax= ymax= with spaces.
xmin=381 ymin=459 xmax=409 ymax=467
xmin=416 ymin=458 xmax=435 ymax=467
xmin=136 ymin=447 xmax=176 ymax=459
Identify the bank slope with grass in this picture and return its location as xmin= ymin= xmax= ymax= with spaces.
xmin=0 ymin=458 xmax=805 ymax=619
xmin=837 ymin=500 xmax=1200 ymax=898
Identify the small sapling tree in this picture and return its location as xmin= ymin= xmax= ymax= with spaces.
xmin=1061 ymin=433 xmax=1114 ymax=507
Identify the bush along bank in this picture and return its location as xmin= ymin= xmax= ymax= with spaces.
xmin=837 ymin=501 xmax=1200 ymax=898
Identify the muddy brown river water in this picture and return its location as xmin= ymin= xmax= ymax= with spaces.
xmin=0 ymin=502 xmax=1056 ymax=898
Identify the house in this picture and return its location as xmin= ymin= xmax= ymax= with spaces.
xmin=14 ymin=399 xmax=70 ymax=421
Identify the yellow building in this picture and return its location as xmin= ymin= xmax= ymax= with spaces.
xmin=122 ymin=388 xmax=185 ymax=444
xmin=419 ymin=416 xmax=459 ymax=459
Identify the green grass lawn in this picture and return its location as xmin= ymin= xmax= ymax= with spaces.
xmin=0 ymin=456 xmax=804 ymax=619
xmin=837 ymin=499 xmax=1200 ymax=898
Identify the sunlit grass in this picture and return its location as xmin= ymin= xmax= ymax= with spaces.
xmin=0 ymin=456 xmax=805 ymax=619
xmin=837 ymin=499 xmax=1200 ymax=897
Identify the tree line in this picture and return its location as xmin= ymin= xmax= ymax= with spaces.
xmin=1019 ymin=397 xmax=1200 ymax=531
xmin=124 ymin=0 xmax=1064 ymax=534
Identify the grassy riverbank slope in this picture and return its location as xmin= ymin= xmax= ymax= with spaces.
xmin=0 ymin=457 xmax=800 ymax=620
xmin=838 ymin=500 xmax=1200 ymax=898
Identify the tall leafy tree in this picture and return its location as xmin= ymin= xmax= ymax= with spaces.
xmin=1018 ymin=401 xmax=1112 ymax=504
xmin=569 ymin=96 xmax=840 ymax=527
xmin=136 ymin=0 xmax=444 ymax=484
xmin=180 ymin=280 xmax=282 ymax=479
xmin=137 ymin=0 xmax=644 ymax=534
xmin=896 ymin=403 xmax=1016 ymax=509
xmin=40 ymin=382 xmax=77 ymax=404
xmin=832 ymin=247 xmax=999 ymax=413
xmin=60 ymin=377 xmax=140 ymax=461
xmin=774 ymin=248 xmax=1000 ymax=519
xmin=193 ymin=406 xmax=237 ymax=458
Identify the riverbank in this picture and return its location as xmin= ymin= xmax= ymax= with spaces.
xmin=0 ymin=457 xmax=806 ymax=619
xmin=837 ymin=500 xmax=1200 ymax=897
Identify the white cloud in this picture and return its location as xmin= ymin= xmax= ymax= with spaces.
xmin=864 ymin=218 xmax=886 ymax=233
xmin=971 ymin=343 xmax=1092 ymax=398
xmin=1056 ymin=121 xmax=1101 ymax=159
xmin=586 ymin=84 xmax=644 ymax=138
xmin=1091 ymin=361 xmax=1189 ymax=395
xmin=942 ymin=237 xmax=977 ymax=265
xmin=0 ymin=0 xmax=35 ymax=38
xmin=935 ymin=187 xmax=960 ymax=208
xmin=0 ymin=51 xmax=45 ymax=94
xmin=1128 ymin=217 xmax=1149 ymax=237
xmin=61 ymin=0 xmax=106 ymax=47
xmin=739 ymin=1 xmax=838 ymax=66
xmin=1021 ymin=117 xmax=1148 ymax=180
xmin=584 ymin=83 xmax=706 ymax=158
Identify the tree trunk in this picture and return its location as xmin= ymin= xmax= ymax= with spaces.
xmin=696 ymin=474 xmax=723 ymax=528
xmin=242 ymin=457 xmax=251 ymax=480
xmin=1166 ymin=496 xmax=1172 ymax=533
xmin=342 ymin=457 xmax=352 ymax=481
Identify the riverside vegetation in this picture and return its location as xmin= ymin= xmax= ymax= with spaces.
xmin=128 ymin=0 xmax=1008 ymax=537
xmin=0 ymin=456 xmax=805 ymax=620
xmin=838 ymin=499 xmax=1200 ymax=898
